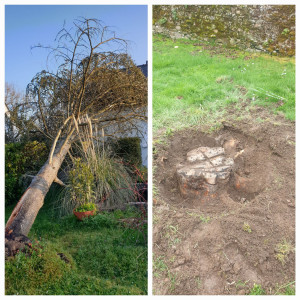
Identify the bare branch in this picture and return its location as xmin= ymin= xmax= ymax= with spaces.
xmin=54 ymin=177 xmax=66 ymax=187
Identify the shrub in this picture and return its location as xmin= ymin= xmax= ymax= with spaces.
xmin=69 ymin=158 xmax=96 ymax=206
xmin=59 ymin=122 xmax=142 ymax=214
xmin=60 ymin=148 xmax=136 ymax=215
xmin=5 ymin=141 xmax=48 ymax=205
xmin=59 ymin=158 xmax=96 ymax=216
xmin=111 ymin=137 xmax=142 ymax=168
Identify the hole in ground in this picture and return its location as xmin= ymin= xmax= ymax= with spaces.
xmin=155 ymin=128 xmax=272 ymax=210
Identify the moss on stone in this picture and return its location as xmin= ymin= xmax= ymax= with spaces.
xmin=153 ymin=5 xmax=295 ymax=56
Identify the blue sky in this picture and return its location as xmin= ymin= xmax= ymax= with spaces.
xmin=5 ymin=5 xmax=148 ymax=92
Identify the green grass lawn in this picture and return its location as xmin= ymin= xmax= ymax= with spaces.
xmin=5 ymin=188 xmax=147 ymax=295
xmin=153 ymin=35 xmax=295 ymax=134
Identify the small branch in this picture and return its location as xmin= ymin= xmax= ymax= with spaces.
xmin=57 ymin=127 xmax=76 ymax=157
xmin=23 ymin=174 xmax=66 ymax=187
xmin=37 ymin=86 xmax=52 ymax=138
xmin=54 ymin=177 xmax=66 ymax=187
xmin=67 ymin=150 xmax=75 ymax=162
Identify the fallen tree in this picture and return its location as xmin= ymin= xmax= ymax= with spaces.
xmin=5 ymin=18 xmax=147 ymax=256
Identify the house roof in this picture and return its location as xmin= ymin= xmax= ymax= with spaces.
xmin=137 ymin=61 xmax=148 ymax=78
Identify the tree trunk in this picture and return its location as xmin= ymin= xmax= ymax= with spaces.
xmin=5 ymin=139 xmax=71 ymax=237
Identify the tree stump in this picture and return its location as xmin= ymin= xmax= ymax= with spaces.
xmin=176 ymin=147 xmax=234 ymax=199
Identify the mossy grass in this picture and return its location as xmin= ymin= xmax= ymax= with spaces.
xmin=153 ymin=35 xmax=295 ymax=135
xmin=5 ymin=192 xmax=147 ymax=295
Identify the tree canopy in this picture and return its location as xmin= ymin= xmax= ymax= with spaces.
xmin=6 ymin=17 xmax=147 ymax=146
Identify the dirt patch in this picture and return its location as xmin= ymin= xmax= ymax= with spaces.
xmin=153 ymin=105 xmax=295 ymax=295
xmin=5 ymin=230 xmax=32 ymax=258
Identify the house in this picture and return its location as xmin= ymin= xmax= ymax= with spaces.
xmin=102 ymin=61 xmax=148 ymax=166
xmin=136 ymin=61 xmax=148 ymax=166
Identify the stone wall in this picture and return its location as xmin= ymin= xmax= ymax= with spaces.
xmin=153 ymin=5 xmax=295 ymax=56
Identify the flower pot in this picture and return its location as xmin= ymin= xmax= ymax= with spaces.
xmin=73 ymin=209 xmax=96 ymax=221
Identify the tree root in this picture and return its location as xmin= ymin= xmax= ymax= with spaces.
xmin=5 ymin=229 xmax=32 ymax=259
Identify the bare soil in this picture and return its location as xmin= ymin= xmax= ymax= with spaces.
xmin=153 ymin=104 xmax=295 ymax=295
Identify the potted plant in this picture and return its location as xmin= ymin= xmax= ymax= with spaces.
xmin=73 ymin=202 xmax=96 ymax=221
xmin=68 ymin=158 xmax=97 ymax=220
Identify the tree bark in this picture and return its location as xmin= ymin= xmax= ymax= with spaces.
xmin=5 ymin=139 xmax=71 ymax=237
